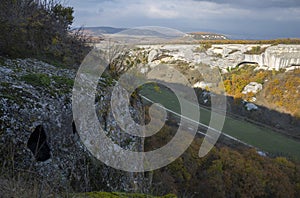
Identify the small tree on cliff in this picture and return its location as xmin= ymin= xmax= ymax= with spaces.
xmin=0 ymin=0 xmax=90 ymax=67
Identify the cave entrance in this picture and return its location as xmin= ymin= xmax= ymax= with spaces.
xmin=72 ymin=121 xmax=77 ymax=134
xmin=27 ymin=125 xmax=51 ymax=162
xmin=236 ymin=61 xmax=259 ymax=67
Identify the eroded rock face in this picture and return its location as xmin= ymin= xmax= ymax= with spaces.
xmin=244 ymin=45 xmax=300 ymax=70
xmin=0 ymin=58 xmax=151 ymax=193
xmin=136 ymin=44 xmax=300 ymax=76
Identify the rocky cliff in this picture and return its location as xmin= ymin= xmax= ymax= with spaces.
xmin=136 ymin=44 xmax=300 ymax=73
xmin=0 ymin=58 xmax=151 ymax=194
xmin=244 ymin=45 xmax=300 ymax=70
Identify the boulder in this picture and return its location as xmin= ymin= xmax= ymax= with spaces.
xmin=147 ymin=49 xmax=161 ymax=63
xmin=242 ymin=82 xmax=263 ymax=94
xmin=245 ymin=103 xmax=258 ymax=111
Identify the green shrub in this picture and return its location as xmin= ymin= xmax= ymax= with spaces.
xmin=20 ymin=73 xmax=51 ymax=87
xmin=52 ymin=76 xmax=74 ymax=88
xmin=194 ymin=43 xmax=212 ymax=52
xmin=244 ymin=46 xmax=268 ymax=55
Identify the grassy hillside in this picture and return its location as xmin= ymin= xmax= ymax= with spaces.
xmin=139 ymin=83 xmax=300 ymax=160
xmin=223 ymin=65 xmax=300 ymax=117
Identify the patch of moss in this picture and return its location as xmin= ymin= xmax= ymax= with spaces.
xmin=0 ymin=94 xmax=16 ymax=101
xmin=0 ymin=82 xmax=10 ymax=88
xmin=48 ymin=75 xmax=74 ymax=96
xmin=0 ymin=85 xmax=25 ymax=106
xmin=0 ymin=56 xmax=6 ymax=65
xmin=20 ymin=73 xmax=51 ymax=87
xmin=52 ymin=76 xmax=74 ymax=89
xmin=43 ymin=58 xmax=69 ymax=69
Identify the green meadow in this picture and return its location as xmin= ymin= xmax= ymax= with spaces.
xmin=138 ymin=83 xmax=300 ymax=161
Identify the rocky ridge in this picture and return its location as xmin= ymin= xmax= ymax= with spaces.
xmin=0 ymin=58 xmax=151 ymax=193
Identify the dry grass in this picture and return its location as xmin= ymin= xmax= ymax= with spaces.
xmin=0 ymin=173 xmax=57 ymax=198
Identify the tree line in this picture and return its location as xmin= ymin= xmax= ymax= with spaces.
xmin=0 ymin=0 xmax=90 ymax=67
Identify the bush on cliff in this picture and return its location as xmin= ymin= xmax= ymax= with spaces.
xmin=0 ymin=0 xmax=90 ymax=67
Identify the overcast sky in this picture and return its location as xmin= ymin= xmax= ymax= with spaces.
xmin=67 ymin=0 xmax=300 ymax=39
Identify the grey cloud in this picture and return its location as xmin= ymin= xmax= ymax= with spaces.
xmin=69 ymin=0 xmax=300 ymax=39
xmin=193 ymin=0 xmax=300 ymax=8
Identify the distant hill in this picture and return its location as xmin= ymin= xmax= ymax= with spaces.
xmin=117 ymin=28 xmax=185 ymax=38
xmin=80 ymin=27 xmax=227 ymax=39
xmin=80 ymin=26 xmax=185 ymax=38
xmin=81 ymin=26 xmax=127 ymax=35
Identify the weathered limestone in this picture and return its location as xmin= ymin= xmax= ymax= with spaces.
xmin=244 ymin=45 xmax=300 ymax=70
xmin=138 ymin=44 xmax=300 ymax=73
xmin=0 ymin=58 xmax=151 ymax=193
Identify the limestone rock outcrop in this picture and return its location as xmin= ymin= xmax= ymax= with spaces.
xmin=148 ymin=49 xmax=161 ymax=63
xmin=242 ymin=82 xmax=263 ymax=95
xmin=137 ymin=44 xmax=300 ymax=76
xmin=244 ymin=45 xmax=300 ymax=70
xmin=0 ymin=58 xmax=151 ymax=193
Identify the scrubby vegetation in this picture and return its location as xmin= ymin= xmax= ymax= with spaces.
xmin=222 ymin=65 xmax=300 ymax=117
xmin=145 ymin=119 xmax=300 ymax=197
xmin=223 ymin=65 xmax=279 ymax=100
xmin=261 ymin=69 xmax=300 ymax=117
xmin=20 ymin=73 xmax=51 ymax=87
xmin=244 ymin=46 xmax=268 ymax=55
xmin=20 ymin=73 xmax=74 ymax=96
xmin=0 ymin=0 xmax=90 ymax=67
xmin=194 ymin=43 xmax=212 ymax=52
xmin=224 ymin=66 xmax=264 ymax=98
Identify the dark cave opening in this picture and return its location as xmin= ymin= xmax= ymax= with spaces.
xmin=72 ymin=121 xmax=77 ymax=134
xmin=27 ymin=125 xmax=51 ymax=162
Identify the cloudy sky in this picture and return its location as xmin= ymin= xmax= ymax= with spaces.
xmin=67 ymin=0 xmax=300 ymax=39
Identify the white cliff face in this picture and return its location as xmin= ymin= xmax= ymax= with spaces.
xmin=137 ymin=44 xmax=300 ymax=73
xmin=244 ymin=45 xmax=300 ymax=70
